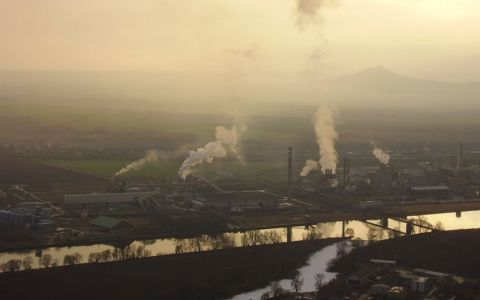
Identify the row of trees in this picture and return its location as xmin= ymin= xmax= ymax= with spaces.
xmin=1 ymin=226 xmax=342 ymax=273
xmin=174 ymin=233 xmax=237 ymax=254
xmin=0 ymin=252 xmax=84 ymax=272
xmin=174 ymin=230 xmax=287 ymax=254
xmin=88 ymin=244 xmax=152 ymax=262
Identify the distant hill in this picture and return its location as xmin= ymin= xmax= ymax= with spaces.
xmin=323 ymin=66 xmax=480 ymax=110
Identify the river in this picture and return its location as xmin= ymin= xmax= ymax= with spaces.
xmin=0 ymin=209 xmax=479 ymax=271
xmin=228 ymin=241 xmax=345 ymax=300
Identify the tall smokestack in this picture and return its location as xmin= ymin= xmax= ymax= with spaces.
xmin=456 ymin=142 xmax=464 ymax=171
xmin=288 ymin=147 xmax=293 ymax=196
xmin=343 ymin=156 xmax=349 ymax=185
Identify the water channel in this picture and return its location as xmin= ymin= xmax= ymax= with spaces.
xmin=0 ymin=210 xmax=478 ymax=272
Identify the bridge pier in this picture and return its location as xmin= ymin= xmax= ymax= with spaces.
xmin=286 ymin=226 xmax=292 ymax=243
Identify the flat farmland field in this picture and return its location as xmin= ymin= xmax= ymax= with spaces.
xmin=40 ymin=159 xmax=303 ymax=182
xmin=0 ymin=150 xmax=105 ymax=185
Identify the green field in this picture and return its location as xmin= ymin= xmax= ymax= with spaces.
xmin=42 ymin=158 xmax=305 ymax=182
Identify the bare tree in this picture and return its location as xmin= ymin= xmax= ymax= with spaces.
xmin=435 ymin=221 xmax=445 ymax=230
xmin=367 ymin=227 xmax=384 ymax=244
xmin=40 ymin=254 xmax=52 ymax=268
xmin=344 ymin=227 xmax=355 ymax=237
xmin=290 ymin=272 xmax=304 ymax=293
xmin=242 ymin=230 xmax=265 ymax=246
xmin=303 ymin=226 xmax=322 ymax=240
xmin=134 ymin=245 xmax=151 ymax=258
xmin=188 ymin=235 xmax=209 ymax=252
xmin=101 ymin=249 xmax=112 ymax=262
xmin=175 ymin=239 xmax=187 ymax=254
xmin=63 ymin=252 xmax=82 ymax=265
xmin=216 ymin=234 xmax=235 ymax=249
xmin=73 ymin=252 xmax=83 ymax=263
xmin=22 ymin=256 xmax=33 ymax=270
xmin=112 ymin=248 xmax=121 ymax=261
xmin=52 ymin=258 xmax=59 ymax=267
xmin=270 ymin=282 xmax=283 ymax=297
xmin=336 ymin=241 xmax=348 ymax=257
xmin=0 ymin=263 xmax=8 ymax=272
xmin=408 ymin=216 xmax=433 ymax=233
xmin=314 ymin=273 xmax=325 ymax=292
xmin=5 ymin=259 xmax=22 ymax=272
xmin=260 ymin=291 xmax=271 ymax=300
xmin=264 ymin=231 xmax=282 ymax=244
xmin=88 ymin=253 xmax=102 ymax=263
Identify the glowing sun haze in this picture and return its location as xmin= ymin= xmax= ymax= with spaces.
xmin=1 ymin=0 xmax=479 ymax=81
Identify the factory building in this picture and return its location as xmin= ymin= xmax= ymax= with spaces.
xmin=64 ymin=192 xmax=157 ymax=210
xmin=409 ymin=186 xmax=450 ymax=199
xmin=0 ymin=209 xmax=35 ymax=229
xmin=0 ymin=202 xmax=54 ymax=230
xmin=89 ymin=215 xmax=132 ymax=231
xmin=195 ymin=190 xmax=283 ymax=212
xmin=403 ymin=168 xmax=428 ymax=186
xmin=375 ymin=164 xmax=395 ymax=189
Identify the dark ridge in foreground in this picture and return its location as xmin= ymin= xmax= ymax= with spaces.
xmin=0 ymin=238 xmax=342 ymax=300
xmin=0 ymin=150 xmax=105 ymax=184
xmin=331 ymin=229 xmax=480 ymax=277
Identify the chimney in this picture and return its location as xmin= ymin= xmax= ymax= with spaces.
xmin=343 ymin=156 xmax=350 ymax=184
xmin=456 ymin=142 xmax=464 ymax=171
xmin=183 ymin=182 xmax=190 ymax=208
xmin=288 ymin=147 xmax=292 ymax=196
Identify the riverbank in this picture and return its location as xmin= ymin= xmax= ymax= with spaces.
xmin=330 ymin=228 xmax=480 ymax=277
xmin=1 ymin=199 xmax=479 ymax=251
xmin=0 ymin=238 xmax=343 ymax=300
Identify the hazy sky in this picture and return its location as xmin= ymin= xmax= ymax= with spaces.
xmin=1 ymin=0 xmax=480 ymax=81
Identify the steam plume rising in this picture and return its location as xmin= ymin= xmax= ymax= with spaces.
xmin=300 ymin=159 xmax=320 ymax=176
xmin=301 ymin=104 xmax=339 ymax=176
xmin=372 ymin=146 xmax=390 ymax=165
xmin=178 ymin=126 xmax=242 ymax=180
xmin=115 ymin=150 xmax=166 ymax=177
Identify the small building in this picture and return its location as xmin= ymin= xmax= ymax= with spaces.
xmin=371 ymin=259 xmax=396 ymax=268
xmin=346 ymin=266 xmax=378 ymax=288
xmin=89 ymin=215 xmax=131 ymax=231
xmin=413 ymin=268 xmax=449 ymax=278
xmin=410 ymin=276 xmax=431 ymax=293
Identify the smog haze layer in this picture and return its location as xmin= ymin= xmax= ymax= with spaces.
xmin=1 ymin=0 xmax=480 ymax=149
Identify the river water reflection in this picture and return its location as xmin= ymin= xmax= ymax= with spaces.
xmin=1 ymin=210 xmax=479 ymax=271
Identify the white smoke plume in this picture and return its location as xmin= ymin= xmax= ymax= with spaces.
xmin=301 ymin=104 xmax=339 ymax=176
xmin=114 ymin=150 xmax=167 ymax=177
xmin=372 ymin=146 xmax=390 ymax=165
xmin=300 ymin=159 xmax=320 ymax=176
xmin=295 ymin=0 xmax=339 ymax=29
xmin=178 ymin=126 xmax=243 ymax=180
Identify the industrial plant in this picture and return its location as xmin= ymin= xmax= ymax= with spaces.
xmin=1 ymin=138 xmax=479 ymax=251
